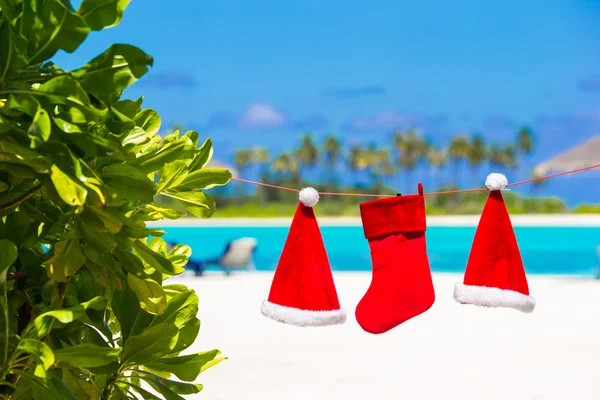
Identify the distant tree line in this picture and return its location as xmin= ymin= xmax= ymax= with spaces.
xmin=232 ymin=127 xmax=542 ymax=202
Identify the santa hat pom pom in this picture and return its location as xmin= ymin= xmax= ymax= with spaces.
xmin=299 ymin=187 xmax=319 ymax=207
xmin=485 ymin=173 xmax=508 ymax=191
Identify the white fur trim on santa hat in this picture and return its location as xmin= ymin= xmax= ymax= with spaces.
xmin=485 ymin=173 xmax=508 ymax=190
xmin=299 ymin=187 xmax=319 ymax=207
xmin=453 ymin=283 xmax=536 ymax=313
xmin=261 ymin=300 xmax=346 ymax=327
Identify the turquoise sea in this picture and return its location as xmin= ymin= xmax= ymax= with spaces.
xmin=158 ymin=226 xmax=600 ymax=277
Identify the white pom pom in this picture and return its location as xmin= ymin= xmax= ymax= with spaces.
xmin=485 ymin=173 xmax=508 ymax=190
xmin=299 ymin=187 xmax=319 ymax=207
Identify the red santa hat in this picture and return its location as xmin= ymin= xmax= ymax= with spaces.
xmin=261 ymin=187 xmax=347 ymax=326
xmin=453 ymin=173 xmax=536 ymax=313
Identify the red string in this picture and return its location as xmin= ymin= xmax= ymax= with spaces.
xmin=230 ymin=163 xmax=600 ymax=198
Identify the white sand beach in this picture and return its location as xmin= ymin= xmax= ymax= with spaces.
xmin=172 ymin=271 xmax=600 ymax=400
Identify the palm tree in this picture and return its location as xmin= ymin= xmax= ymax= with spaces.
xmin=448 ymin=134 xmax=470 ymax=186
xmin=517 ymin=126 xmax=534 ymax=156
xmin=488 ymin=144 xmax=504 ymax=171
xmin=251 ymin=147 xmax=270 ymax=207
xmin=294 ymin=134 xmax=319 ymax=181
xmin=364 ymin=143 xmax=394 ymax=194
xmin=272 ymin=152 xmax=299 ymax=184
xmin=234 ymin=149 xmax=252 ymax=202
xmin=392 ymin=130 xmax=406 ymax=188
xmin=394 ymin=129 xmax=427 ymax=192
xmin=323 ymin=136 xmax=341 ymax=190
xmin=348 ymin=145 xmax=366 ymax=187
xmin=531 ymin=170 xmax=546 ymax=197
xmin=517 ymin=126 xmax=534 ymax=193
xmin=502 ymin=144 xmax=517 ymax=175
xmin=467 ymin=134 xmax=487 ymax=186
xmin=427 ymin=145 xmax=448 ymax=190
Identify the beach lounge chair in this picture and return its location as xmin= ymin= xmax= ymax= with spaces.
xmin=185 ymin=237 xmax=258 ymax=276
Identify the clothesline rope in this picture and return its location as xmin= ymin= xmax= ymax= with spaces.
xmin=230 ymin=163 xmax=600 ymax=197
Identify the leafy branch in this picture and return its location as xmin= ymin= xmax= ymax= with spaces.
xmin=0 ymin=1 xmax=230 ymax=399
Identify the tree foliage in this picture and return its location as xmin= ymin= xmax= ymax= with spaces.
xmin=0 ymin=1 xmax=230 ymax=398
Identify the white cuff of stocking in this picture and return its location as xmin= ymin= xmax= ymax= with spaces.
xmin=261 ymin=300 xmax=347 ymax=327
xmin=453 ymin=283 xmax=536 ymax=313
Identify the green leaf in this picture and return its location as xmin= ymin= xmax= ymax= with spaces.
xmin=36 ymin=75 xmax=108 ymax=122
xmin=134 ymin=108 xmax=161 ymax=137
xmin=120 ymin=382 xmax=162 ymax=400
xmin=48 ymin=166 xmax=87 ymax=209
xmin=59 ymin=127 xmax=122 ymax=158
xmin=0 ymin=238 xmax=18 ymax=273
xmin=127 ymin=274 xmax=167 ymax=315
xmin=109 ymin=210 xmax=162 ymax=238
xmin=133 ymin=240 xmax=184 ymax=275
xmin=109 ymin=386 xmax=128 ymax=400
xmin=77 ymin=0 xmax=132 ymax=30
xmin=164 ymin=190 xmax=216 ymax=218
xmin=84 ymin=244 xmax=118 ymax=288
xmin=113 ymin=97 xmax=143 ymax=119
xmin=113 ymin=247 xmax=146 ymax=277
xmin=9 ymin=369 xmax=66 ymax=399
xmin=54 ymin=343 xmax=121 ymax=367
xmin=23 ymin=296 xmax=107 ymax=339
xmin=3 ymin=94 xmax=52 ymax=147
xmin=15 ymin=339 xmax=55 ymax=370
xmin=73 ymin=44 xmax=153 ymax=99
xmin=0 ymin=23 xmax=28 ymax=83
xmin=137 ymin=371 xmax=203 ymax=396
xmin=145 ymin=204 xmax=186 ymax=220
xmin=28 ymin=0 xmax=91 ymax=64
xmin=79 ymin=219 xmax=117 ymax=252
xmin=62 ymin=369 xmax=99 ymax=400
xmin=0 ymin=0 xmax=19 ymax=20
xmin=41 ymin=280 xmax=60 ymax=305
xmin=101 ymin=163 xmax=157 ymax=203
xmin=83 ymin=206 xmax=123 ymax=234
xmin=157 ymin=160 xmax=189 ymax=192
xmin=146 ymin=350 xmax=226 ymax=382
xmin=0 ymin=114 xmax=12 ymax=134
xmin=44 ymin=239 xmax=86 ymax=282
xmin=177 ymin=168 xmax=232 ymax=191
xmin=184 ymin=130 xmax=199 ymax=146
xmin=0 ymin=138 xmax=50 ymax=173
xmin=0 ymin=333 xmax=21 ymax=363
xmin=51 ymin=117 xmax=82 ymax=133
xmin=150 ymin=290 xmax=197 ymax=329
xmin=74 ymin=268 xmax=106 ymax=302
xmin=167 ymin=244 xmax=192 ymax=268
xmin=131 ymin=140 xmax=187 ymax=174
xmin=188 ymin=138 xmax=213 ymax=172
xmin=112 ymin=286 xmax=153 ymax=341
xmin=122 ymin=323 xmax=178 ymax=366
xmin=146 ymin=237 xmax=167 ymax=255
xmin=121 ymin=126 xmax=147 ymax=146
xmin=171 ymin=317 xmax=200 ymax=354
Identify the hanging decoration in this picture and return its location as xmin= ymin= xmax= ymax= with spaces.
xmin=261 ymin=188 xmax=347 ymax=327
xmin=247 ymin=164 xmax=600 ymax=329
xmin=355 ymin=183 xmax=435 ymax=334
xmin=453 ymin=173 xmax=536 ymax=313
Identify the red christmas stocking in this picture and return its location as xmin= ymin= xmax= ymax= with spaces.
xmin=355 ymin=183 xmax=435 ymax=334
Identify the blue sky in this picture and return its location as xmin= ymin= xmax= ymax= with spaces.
xmin=56 ymin=0 xmax=600 ymax=205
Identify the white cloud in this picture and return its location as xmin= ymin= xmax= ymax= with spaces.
xmin=238 ymin=103 xmax=287 ymax=129
xmin=343 ymin=110 xmax=448 ymax=132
